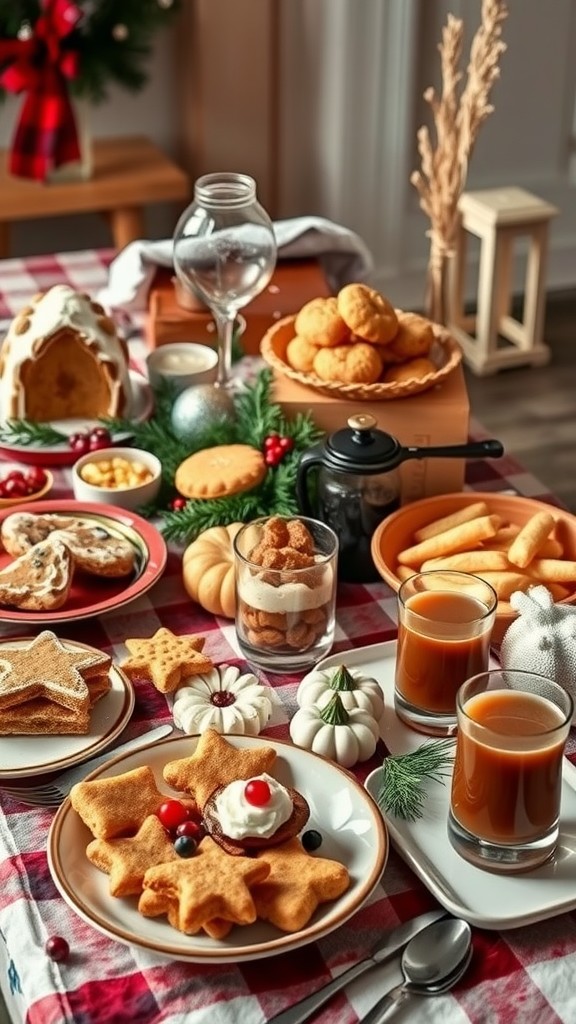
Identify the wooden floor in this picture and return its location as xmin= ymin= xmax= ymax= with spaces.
xmin=463 ymin=291 xmax=576 ymax=511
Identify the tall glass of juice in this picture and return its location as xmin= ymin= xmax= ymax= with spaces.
xmin=395 ymin=570 xmax=497 ymax=735
xmin=448 ymin=668 xmax=573 ymax=872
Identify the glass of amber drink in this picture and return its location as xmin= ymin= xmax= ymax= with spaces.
xmin=394 ymin=571 xmax=497 ymax=735
xmin=448 ymin=669 xmax=573 ymax=873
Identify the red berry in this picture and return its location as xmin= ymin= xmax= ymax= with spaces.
xmin=45 ymin=936 xmax=69 ymax=962
xmin=158 ymin=799 xmax=189 ymax=831
xmin=278 ymin=436 xmax=294 ymax=453
xmin=69 ymin=433 xmax=89 ymax=454
xmin=264 ymin=434 xmax=280 ymax=449
xmin=5 ymin=470 xmax=25 ymax=482
xmin=244 ymin=779 xmax=271 ymax=807
xmin=171 ymin=497 xmax=187 ymax=511
xmin=25 ymin=467 xmax=47 ymax=491
xmin=2 ymin=477 xmax=27 ymax=498
xmin=88 ymin=437 xmax=112 ymax=452
xmin=89 ymin=427 xmax=111 ymax=442
xmin=176 ymin=820 xmax=202 ymax=839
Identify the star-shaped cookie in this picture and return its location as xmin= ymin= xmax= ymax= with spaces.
xmin=141 ymin=835 xmax=270 ymax=934
xmin=120 ymin=627 xmax=213 ymax=693
xmin=162 ymin=728 xmax=277 ymax=808
xmin=86 ymin=815 xmax=180 ymax=896
xmin=0 ymin=630 xmax=110 ymax=711
xmin=138 ymin=888 xmax=233 ymax=939
xmin=253 ymin=837 xmax=350 ymax=932
xmin=70 ymin=765 xmax=165 ymax=839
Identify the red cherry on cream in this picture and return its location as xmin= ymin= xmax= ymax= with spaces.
xmin=244 ymin=779 xmax=271 ymax=807
xmin=158 ymin=799 xmax=189 ymax=831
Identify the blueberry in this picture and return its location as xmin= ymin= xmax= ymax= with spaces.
xmin=174 ymin=835 xmax=197 ymax=858
xmin=302 ymin=829 xmax=322 ymax=852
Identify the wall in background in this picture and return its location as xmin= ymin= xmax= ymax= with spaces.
xmin=1 ymin=0 xmax=575 ymax=316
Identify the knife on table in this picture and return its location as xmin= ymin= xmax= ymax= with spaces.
xmin=267 ymin=908 xmax=446 ymax=1024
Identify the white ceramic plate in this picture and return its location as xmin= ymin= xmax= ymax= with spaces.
xmin=0 ymin=372 xmax=153 ymax=466
xmin=309 ymin=641 xmax=576 ymax=930
xmin=0 ymin=639 xmax=134 ymax=780
xmin=47 ymin=735 xmax=388 ymax=962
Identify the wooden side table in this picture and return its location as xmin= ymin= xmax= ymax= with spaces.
xmin=0 ymin=136 xmax=190 ymax=257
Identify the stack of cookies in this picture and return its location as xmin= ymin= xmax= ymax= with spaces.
xmin=0 ymin=511 xmax=136 ymax=612
xmin=285 ymin=282 xmax=437 ymax=385
xmin=70 ymin=729 xmax=350 ymax=938
xmin=0 ymin=630 xmax=112 ymax=735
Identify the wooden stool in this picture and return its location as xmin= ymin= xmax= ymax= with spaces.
xmin=448 ymin=187 xmax=558 ymax=375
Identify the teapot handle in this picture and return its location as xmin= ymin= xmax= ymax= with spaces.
xmin=402 ymin=438 xmax=504 ymax=461
xmin=295 ymin=446 xmax=325 ymax=516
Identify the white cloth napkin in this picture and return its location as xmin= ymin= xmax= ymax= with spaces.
xmin=98 ymin=216 xmax=374 ymax=312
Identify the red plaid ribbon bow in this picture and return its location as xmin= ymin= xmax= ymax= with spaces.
xmin=0 ymin=0 xmax=82 ymax=181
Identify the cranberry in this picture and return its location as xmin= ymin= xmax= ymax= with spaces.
xmin=45 ymin=936 xmax=70 ymax=962
xmin=88 ymin=437 xmax=112 ymax=452
xmin=25 ymin=467 xmax=47 ymax=491
xmin=157 ymin=799 xmax=190 ymax=831
xmin=69 ymin=432 xmax=90 ymax=455
xmin=2 ymin=477 xmax=28 ymax=498
xmin=264 ymin=434 xmax=280 ymax=449
xmin=244 ymin=779 xmax=271 ymax=807
xmin=278 ymin=436 xmax=294 ymax=453
xmin=89 ymin=427 xmax=111 ymax=442
xmin=171 ymin=497 xmax=187 ymax=511
xmin=175 ymin=820 xmax=202 ymax=839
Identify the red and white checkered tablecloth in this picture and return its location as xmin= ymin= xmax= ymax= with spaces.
xmin=1 ymin=252 xmax=575 ymax=1024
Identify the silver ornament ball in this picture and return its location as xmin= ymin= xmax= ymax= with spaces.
xmin=171 ymin=384 xmax=235 ymax=443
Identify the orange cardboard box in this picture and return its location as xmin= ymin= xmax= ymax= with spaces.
xmin=271 ymin=365 xmax=471 ymax=505
xmin=146 ymin=261 xmax=332 ymax=353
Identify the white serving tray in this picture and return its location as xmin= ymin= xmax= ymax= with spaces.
xmin=310 ymin=641 xmax=576 ymax=930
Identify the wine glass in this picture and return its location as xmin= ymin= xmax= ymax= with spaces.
xmin=173 ymin=172 xmax=277 ymax=388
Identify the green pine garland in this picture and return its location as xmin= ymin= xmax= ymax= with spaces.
xmin=0 ymin=1 xmax=180 ymax=104
xmin=109 ymin=369 xmax=324 ymax=544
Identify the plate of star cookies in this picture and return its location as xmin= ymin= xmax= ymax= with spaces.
xmin=260 ymin=283 xmax=462 ymax=400
xmin=0 ymin=631 xmax=135 ymax=780
xmin=0 ymin=499 xmax=167 ymax=623
xmin=47 ymin=729 xmax=388 ymax=962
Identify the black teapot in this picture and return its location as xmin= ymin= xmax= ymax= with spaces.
xmin=295 ymin=414 xmax=504 ymax=583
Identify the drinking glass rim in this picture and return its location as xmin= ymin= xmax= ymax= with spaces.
xmin=194 ymin=172 xmax=257 ymax=207
xmin=398 ymin=570 xmax=498 ymax=622
xmin=457 ymin=669 xmax=574 ymax=734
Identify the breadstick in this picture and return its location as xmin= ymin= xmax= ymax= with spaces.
xmin=413 ymin=501 xmax=489 ymax=542
xmin=478 ymin=571 xmax=534 ymax=600
xmin=484 ymin=531 xmax=563 ymax=559
xmin=420 ymin=551 xmax=510 ymax=573
xmin=507 ymin=512 xmax=556 ymax=568
xmin=397 ymin=515 xmax=501 ymax=567
xmin=396 ymin=564 xmax=416 ymax=582
xmin=526 ymin=559 xmax=576 ymax=583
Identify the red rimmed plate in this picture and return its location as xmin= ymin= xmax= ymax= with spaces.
xmin=0 ymin=499 xmax=167 ymax=624
xmin=47 ymin=734 xmax=388 ymax=962
xmin=0 ymin=371 xmax=153 ymax=467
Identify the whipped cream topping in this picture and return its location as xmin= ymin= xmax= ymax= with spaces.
xmin=238 ymin=562 xmax=335 ymax=614
xmin=214 ymin=773 xmax=293 ymax=840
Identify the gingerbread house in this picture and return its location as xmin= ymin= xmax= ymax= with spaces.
xmin=0 ymin=285 xmax=132 ymax=422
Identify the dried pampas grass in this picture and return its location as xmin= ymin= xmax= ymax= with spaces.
xmin=412 ymin=0 xmax=508 ymax=324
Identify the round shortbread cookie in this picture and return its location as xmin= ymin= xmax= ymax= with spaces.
xmin=174 ymin=444 xmax=267 ymax=499
xmin=337 ymin=283 xmax=398 ymax=344
xmin=294 ymin=297 xmax=349 ymax=348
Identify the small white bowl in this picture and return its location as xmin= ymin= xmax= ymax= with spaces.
xmin=72 ymin=447 xmax=162 ymax=511
xmin=146 ymin=343 xmax=218 ymax=393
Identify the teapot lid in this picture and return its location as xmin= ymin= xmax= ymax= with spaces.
xmin=324 ymin=414 xmax=402 ymax=472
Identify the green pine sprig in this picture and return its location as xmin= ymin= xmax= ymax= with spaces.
xmin=378 ymin=740 xmax=455 ymax=822
xmin=0 ymin=420 xmax=69 ymax=446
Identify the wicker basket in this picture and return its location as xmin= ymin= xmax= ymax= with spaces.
xmin=260 ymin=315 xmax=463 ymax=401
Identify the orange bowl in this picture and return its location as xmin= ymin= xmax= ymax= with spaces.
xmin=0 ymin=469 xmax=54 ymax=509
xmin=370 ymin=491 xmax=576 ymax=646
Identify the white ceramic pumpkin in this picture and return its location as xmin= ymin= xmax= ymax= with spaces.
xmin=296 ymin=664 xmax=384 ymax=719
xmin=289 ymin=693 xmax=379 ymax=768
xmin=182 ymin=522 xmax=243 ymax=619
xmin=172 ymin=664 xmax=272 ymax=736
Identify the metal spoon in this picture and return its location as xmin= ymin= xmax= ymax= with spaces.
xmin=360 ymin=917 xmax=473 ymax=1024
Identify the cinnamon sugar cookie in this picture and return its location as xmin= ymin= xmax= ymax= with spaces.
xmin=285 ymin=335 xmax=320 ymax=372
xmin=381 ymin=311 xmax=435 ymax=363
xmin=174 ymin=445 xmax=266 ymax=499
xmin=337 ymin=284 xmax=398 ymax=344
